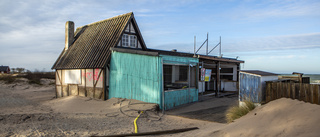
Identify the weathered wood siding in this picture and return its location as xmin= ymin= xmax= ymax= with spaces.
xmin=266 ymin=82 xmax=320 ymax=105
xmin=109 ymin=51 xmax=162 ymax=106
xmin=55 ymin=68 xmax=105 ymax=100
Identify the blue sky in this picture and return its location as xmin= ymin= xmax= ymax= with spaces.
xmin=0 ymin=0 xmax=319 ymax=74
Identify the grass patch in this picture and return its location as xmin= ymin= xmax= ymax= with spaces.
xmin=23 ymin=72 xmax=55 ymax=85
xmin=0 ymin=72 xmax=55 ymax=85
xmin=226 ymin=100 xmax=255 ymax=123
xmin=0 ymin=74 xmax=16 ymax=84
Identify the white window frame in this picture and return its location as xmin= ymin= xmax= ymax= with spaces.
xmin=122 ymin=34 xmax=137 ymax=48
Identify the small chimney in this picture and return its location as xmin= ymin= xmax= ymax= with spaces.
xmin=65 ymin=21 xmax=74 ymax=51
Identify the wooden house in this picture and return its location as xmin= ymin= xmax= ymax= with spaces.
xmin=52 ymin=12 xmax=147 ymax=100
xmin=0 ymin=66 xmax=10 ymax=74
xmin=52 ymin=12 xmax=244 ymax=110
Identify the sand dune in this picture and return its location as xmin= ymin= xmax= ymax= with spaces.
xmin=186 ymin=98 xmax=320 ymax=137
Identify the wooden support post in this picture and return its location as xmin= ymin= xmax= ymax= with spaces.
xmin=84 ymin=69 xmax=87 ymax=97
xmin=93 ymin=69 xmax=95 ymax=99
xmin=215 ymin=61 xmax=220 ymax=97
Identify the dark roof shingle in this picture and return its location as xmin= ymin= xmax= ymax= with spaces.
xmin=52 ymin=12 xmax=136 ymax=69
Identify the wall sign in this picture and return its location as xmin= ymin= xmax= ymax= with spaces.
xmin=205 ymin=69 xmax=212 ymax=82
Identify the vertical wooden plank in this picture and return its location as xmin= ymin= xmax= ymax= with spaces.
xmin=266 ymin=82 xmax=271 ymax=102
xmin=276 ymin=82 xmax=280 ymax=99
xmin=291 ymin=82 xmax=295 ymax=100
xmin=318 ymin=85 xmax=320 ymax=105
xmin=272 ymin=82 xmax=276 ymax=101
xmin=286 ymin=83 xmax=290 ymax=98
xmin=284 ymin=83 xmax=287 ymax=98
xmin=300 ymin=83 xmax=305 ymax=102
xmin=305 ymin=84 xmax=309 ymax=103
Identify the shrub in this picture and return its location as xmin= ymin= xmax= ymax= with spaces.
xmin=23 ymin=72 xmax=55 ymax=85
xmin=0 ymin=74 xmax=16 ymax=84
xmin=226 ymin=100 xmax=255 ymax=123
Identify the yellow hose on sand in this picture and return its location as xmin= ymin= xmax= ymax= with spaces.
xmin=134 ymin=111 xmax=143 ymax=133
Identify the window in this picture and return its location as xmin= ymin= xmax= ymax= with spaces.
xmin=163 ymin=65 xmax=196 ymax=91
xmin=220 ymin=68 xmax=233 ymax=73
xmin=122 ymin=34 xmax=137 ymax=48
xmin=179 ymin=66 xmax=188 ymax=81
xmin=65 ymin=69 xmax=81 ymax=84
xmin=130 ymin=35 xmax=137 ymax=47
xmin=122 ymin=34 xmax=129 ymax=47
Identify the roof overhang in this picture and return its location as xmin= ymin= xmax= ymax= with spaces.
xmin=198 ymin=55 xmax=244 ymax=63
xmin=110 ymin=47 xmax=159 ymax=56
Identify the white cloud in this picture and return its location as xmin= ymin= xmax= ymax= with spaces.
xmin=225 ymin=0 xmax=320 ymax=22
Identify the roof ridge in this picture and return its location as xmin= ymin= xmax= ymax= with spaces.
xmin=77 ymin=12 xmax=133 ymax=29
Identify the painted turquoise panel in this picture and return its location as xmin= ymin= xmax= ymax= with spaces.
xmin=109 ymin=51 xmax=162 ymax=106
xmin=239 ymin=73 xmax=262 ymax=103
xmin=164 ymin=88 xmax=198 ymax=110
xmin=160 ymin=55 xmax=198 ymax=65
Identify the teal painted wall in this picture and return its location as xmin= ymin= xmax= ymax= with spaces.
xmin=160 ymin=55 xmax=199 ymax=65
xmin=164 ymin=88 xmax=198 ymax=110
xmin=109 ymin=51 xmax=199 ymax=110
xmin=109 ymin=51 xmax=162 ymax=106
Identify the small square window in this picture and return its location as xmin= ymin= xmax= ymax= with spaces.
xmin=122 ymin=34 xmax=129 ymax=47
xmin=130 ymin=35 xmax=137 ymax=47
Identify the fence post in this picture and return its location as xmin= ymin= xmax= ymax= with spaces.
xmin=305 ymin=84 xmax=310 ymax=103
xmin=266 ymin=82 xmax=270 ymax=102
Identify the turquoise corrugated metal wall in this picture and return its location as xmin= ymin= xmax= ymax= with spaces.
xmin=109 ymin=51 xmax=162 ymax=106
xmin=239 ymin=73 xmax=261 ymax=103
xmin=164 ymin=88 xmax=198 ymax=110
xmin=109 ymin=52 xmax=199 ymax=110
xmin=161 ymin=54 xmax=199 ymax=110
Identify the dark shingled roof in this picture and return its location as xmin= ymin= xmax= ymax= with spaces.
xmin=241 ymin=70 xmax=278 ymax=76
xmin=52 ymin=12 xmax=145 ymax=69
xmin=0 ymin=66 xmax=10 ymax=71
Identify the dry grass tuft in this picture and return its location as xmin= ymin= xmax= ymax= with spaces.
xmin=0 ymin=74 xmax=16 ymax=84
xmin=226 ymin=100 xmax=255 ymax=123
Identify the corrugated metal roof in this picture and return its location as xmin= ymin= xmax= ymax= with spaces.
xmin=52 ymin=12 xmax=142 ymax=69
xmin=241 ymin=70 xmax=278 ymax=76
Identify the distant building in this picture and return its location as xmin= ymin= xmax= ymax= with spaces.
xmin=239 ymin=70 xmax=278 ymax=105
xmin=0 ymin=66 xmax=10 ymax=74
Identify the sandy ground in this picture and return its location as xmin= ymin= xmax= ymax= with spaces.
xmin=1 ymin=79 xmax=320 ymax=137
xmin=0 ymin=79 xmax=216 ymax=136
